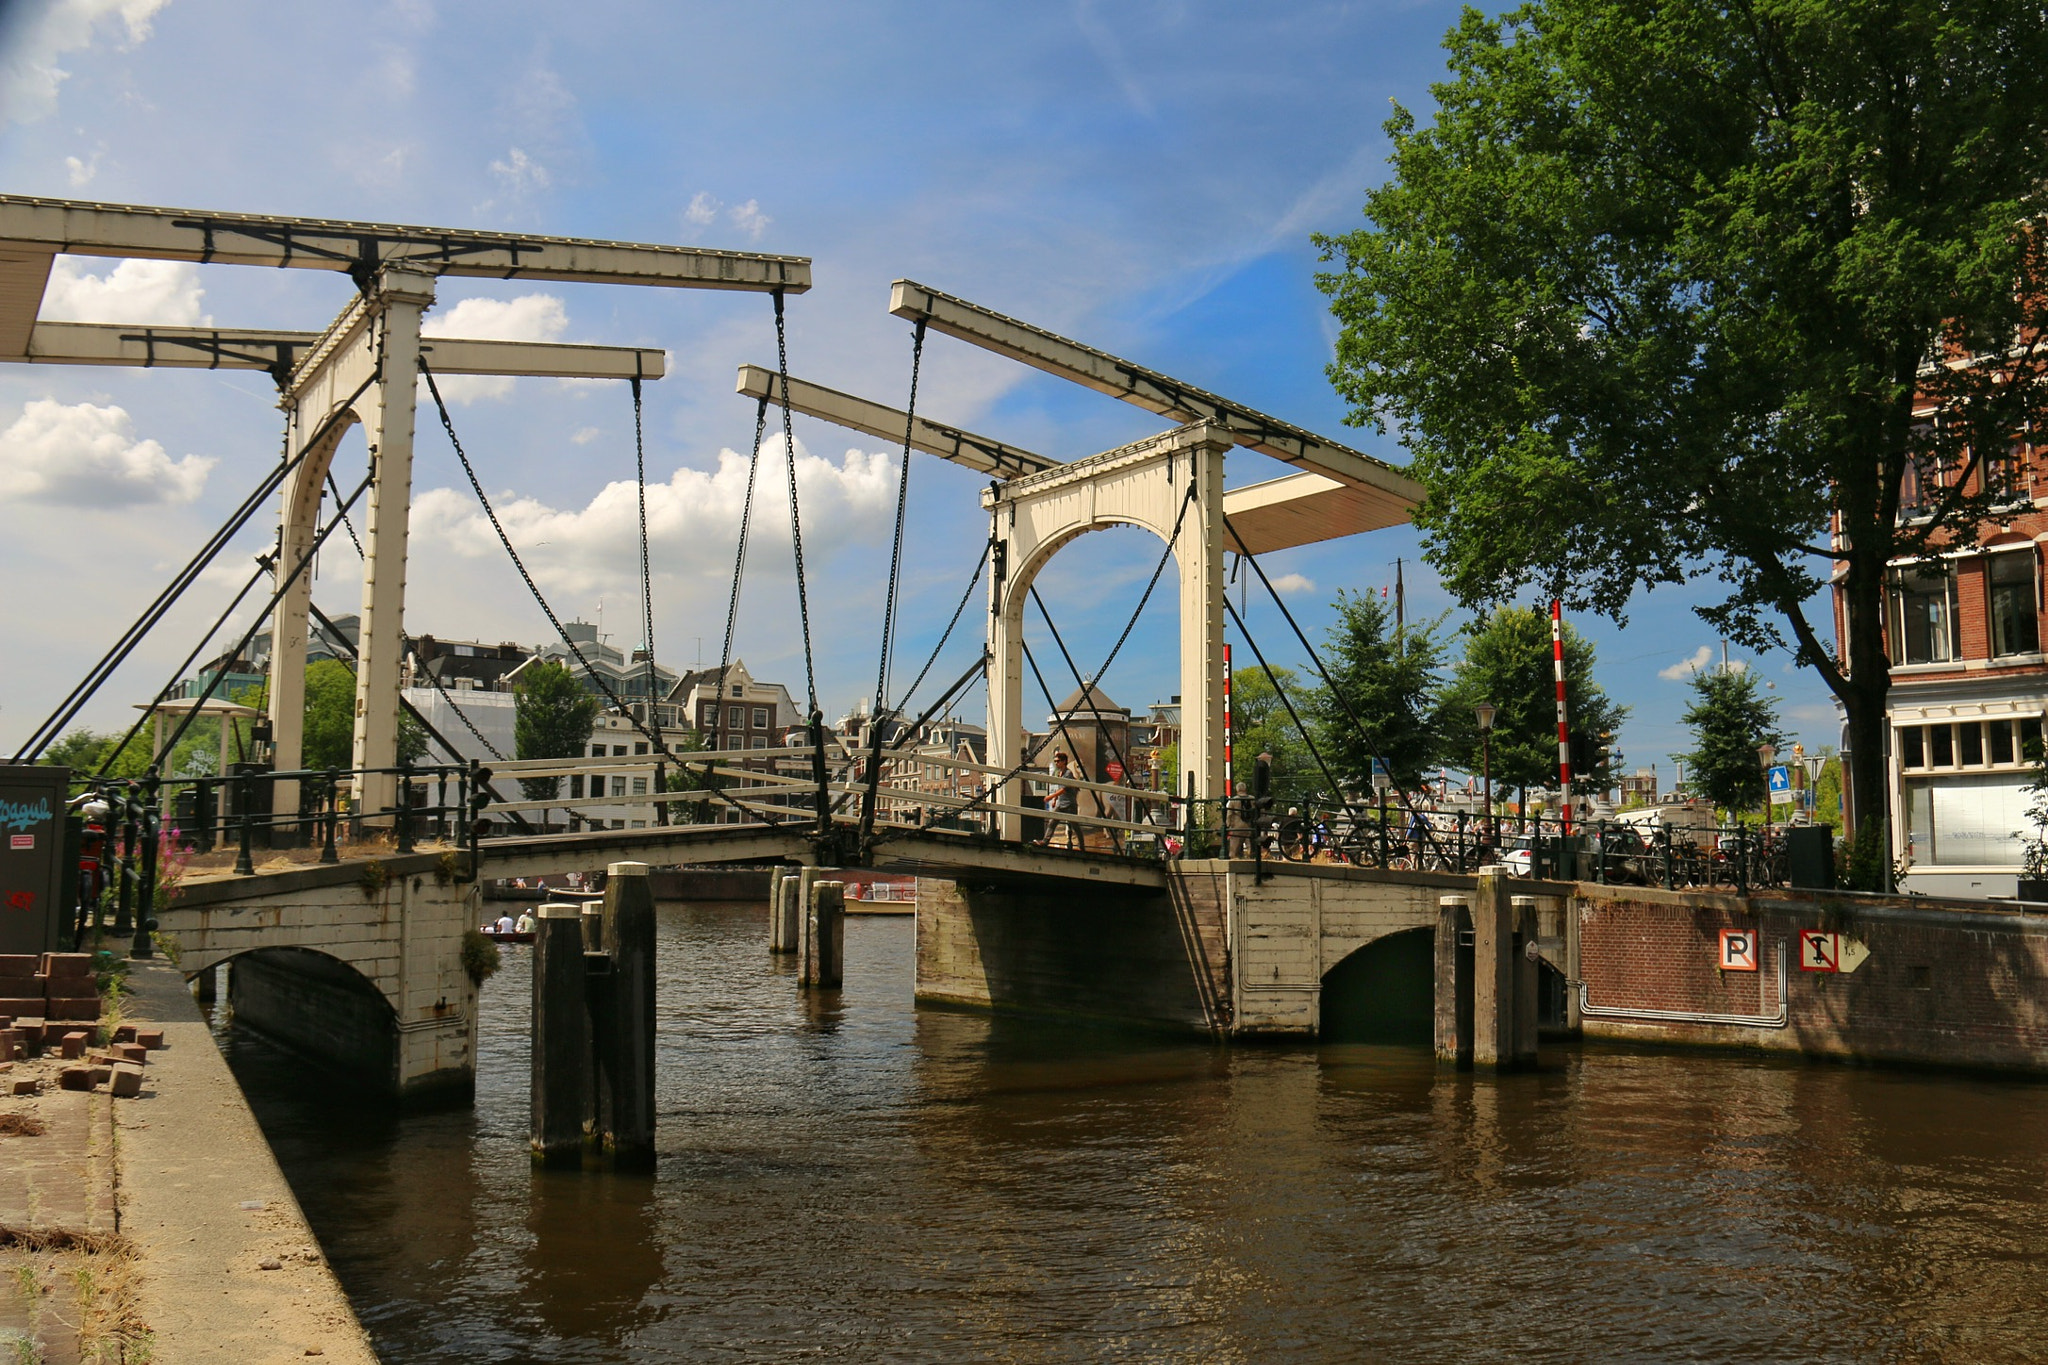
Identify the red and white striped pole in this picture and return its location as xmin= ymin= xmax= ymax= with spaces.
xmin=1552 ymin=599 xmax=1572 ymax=836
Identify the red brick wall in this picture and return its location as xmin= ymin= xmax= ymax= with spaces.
xmin=1577 ymin=884 xmax=2048 ymax=1070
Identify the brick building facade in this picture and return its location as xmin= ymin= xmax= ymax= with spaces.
xmin=1832 ymin=440 xmax=2048 ymax=898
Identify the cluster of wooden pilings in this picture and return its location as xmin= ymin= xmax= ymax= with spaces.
xmin=765 ymin=866 xmax=844 ymax=988
xmin=530 ymin=861 xmax=657 ymax=1168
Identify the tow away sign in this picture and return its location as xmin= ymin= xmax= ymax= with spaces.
xmin=1797 ymin=930 xmax=1872 ymax=974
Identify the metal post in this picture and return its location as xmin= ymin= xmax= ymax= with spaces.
xmin=321 ymin=771 xmax=341 ymax=864
xmin=1377 ymin=787 xmax=1388 ymax=868
xmin=132 ymin=780 xmax=158 ymax=959
xmin=1595 ymin=819 xmax=1608 ymax=884
xmin=113 ymin=783 xmax=138 ymax=934
xmin=436 ymin=768 xmax=449 ymax=840
xmin=396 ymin=758 xmax=415 ymax=854
xmin=1735 ymin=825 xmax=1750 ymax=896
xmin=654 ymin=762 xmax=668 ymax=826
xmin=234 ymin=771 xmax=255 ymax=876
xmin=1481 ymin=727 xmax=1495 ymax=849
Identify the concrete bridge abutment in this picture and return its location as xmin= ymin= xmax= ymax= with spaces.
xmin=160 ymin=851 xmax=482 ymax=1101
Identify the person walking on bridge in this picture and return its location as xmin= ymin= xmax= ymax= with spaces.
xmin=1040 ymin=750 xmax=1082 ymax=850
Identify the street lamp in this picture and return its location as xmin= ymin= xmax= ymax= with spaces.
xmin=1475 ymin=703 xmax=1498 ymax=848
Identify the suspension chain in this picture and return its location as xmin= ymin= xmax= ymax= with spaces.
xmin=420 ymin=358 xmax=673 ymax=762
xmin=718 ymin=397 xmax=771 ymax=686
xmin=889 ymin=536 xmax=987 ymax=714
xmin=773 ymin=288 xmax=818 ymax=713
xmin=875 ymin=316 xmax=927 ymax=714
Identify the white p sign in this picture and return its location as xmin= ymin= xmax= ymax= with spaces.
xmin=1718 ymin=928 xmax=1759 ymax=972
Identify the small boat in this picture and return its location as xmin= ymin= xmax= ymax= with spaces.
xmin=480 ymin=928 xmax=535 ymax=944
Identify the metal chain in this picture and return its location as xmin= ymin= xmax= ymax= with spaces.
xmin=889 ymin=537 xmax=987 ymax=714
xmin=773 ymin=288 xmax=818 ymax=713
xmin=420 ymin=358 xmax=672 ymax=761
xmin=326 ymin=468 xmax=364 ymax=557
xmin=875 ymin=316 xmax=927 ymax=714
xmin=718 ymin=397 xmax=771 ymax=688
xmin=632 ymin=374 xmax=658 ymax=717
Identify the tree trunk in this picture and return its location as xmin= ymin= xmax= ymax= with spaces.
xmin=1841 ymin=553 xmax=1894 ymax=891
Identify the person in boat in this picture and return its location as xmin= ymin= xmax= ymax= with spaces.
xmin=493 ymin=912 xmax=517 ymax=934
xmin=514 ymin=909 xmax=537 ymax=934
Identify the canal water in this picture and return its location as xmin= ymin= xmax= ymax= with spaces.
xmin=219 ymin=902 xmax=2048 ymax=1363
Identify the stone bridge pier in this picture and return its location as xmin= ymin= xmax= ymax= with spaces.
xmin=160 ymin=851 xmax=481 ymax=1101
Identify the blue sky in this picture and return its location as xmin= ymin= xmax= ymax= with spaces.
xmin=0 ymin=0 xmax=1839 ymax=777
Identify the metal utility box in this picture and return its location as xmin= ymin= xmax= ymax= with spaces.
xmin=1785 ymin=824 xmax=1835 ymax=889
xmin=0 ymin=765 xmax=71 ymax=955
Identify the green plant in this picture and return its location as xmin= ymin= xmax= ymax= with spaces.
xmin=358 ymin=860 xmax=389 ymax=900
xmin=460 ymin=929 xmax=501 ymax=986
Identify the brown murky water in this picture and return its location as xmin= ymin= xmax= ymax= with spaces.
xmin=220 ymin=902 xmax=2048 ymax=1363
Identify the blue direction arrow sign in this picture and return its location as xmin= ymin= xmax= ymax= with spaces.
xmin=1768 ymin=764 xmax=1793 ymax=804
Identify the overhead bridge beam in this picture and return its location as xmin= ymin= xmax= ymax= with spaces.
xmin=888 ymin=279 xmax=1421 ymax=524
xmin=735 ymin=363 xmax=1055 ymax=478
xmin=19 ymin=321 xmax=668 ymax=381
xmin=0 ymin=194 xmax=809 ymax=362
xmin=739 ymin=362 xmax=1403 ymax=550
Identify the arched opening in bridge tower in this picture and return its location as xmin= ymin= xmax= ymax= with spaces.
xmin=228 ymin=947 xmax=399 ymax=1094
xmin=1319 ymin=928 xmax=1434 ymax=1044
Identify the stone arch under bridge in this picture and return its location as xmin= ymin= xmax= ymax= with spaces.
xmin=160 ymin=851 xmax=482 ymax=1100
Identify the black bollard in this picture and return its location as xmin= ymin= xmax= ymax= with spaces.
xmin=531 ymin=905 xmax=590 ymax=1165
xmin=601 ymin=861 xmax=657 ymax=1167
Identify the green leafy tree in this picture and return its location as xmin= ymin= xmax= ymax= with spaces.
xmin=1314 ymin=0 xmax=2048 ymax=888
xmin=1230 ymin=665 xmax=1313 ymax=803
xmin=1439 ymin=606 xmax=1627 ymax=814
xmin=1679 ymin=668 xmax=1786 ymax=817
xmin=514 ymin=661 xmax=600 ymax=802
xmin=1812 ymin=750 xmax=1843 ymax=830
xmin=246 ymin=664 xmax=425 ymax=771
xmin=1308 ymin=590 xmax=1446 ymax=792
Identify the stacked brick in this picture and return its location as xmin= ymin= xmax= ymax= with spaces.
xmin=0 ymin=952 xmax=102 ymax=1022
xmin=0 ymin=955 xmax=164 ymax=1094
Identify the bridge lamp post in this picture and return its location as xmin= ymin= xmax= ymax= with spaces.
xmin=1475 ymin=703 xmax=1497 ymax=849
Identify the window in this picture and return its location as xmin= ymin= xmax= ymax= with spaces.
xmin=613 ymin=745 xmax=628 ymax=757
xmin=732 ymin=684 xmax=744 ymax=697
xmin=728 ymin=706 xmax=744 ymax=728
xmin=1989 ymin=551 xmax=2039 ymax=658
xmin=1930 ymin=724 xmax=1954 ymax=767
xmin=590 ymin=743 xmax=605 ymax=758
xmin=632 ymin=777 xmax=648 ymax=795
xmin=569 ymin=775 xmax=585 ymax=799
xmin=753 ymin=707 xmax=769 ymax=729
xmin=1991 ymin=719 xmax=2016 ymax=766
xmin=1903 ymin=773 xmax=2031 ymax=866
xmin=635 ymin=742 xmax=649 ymax=756
xmin=1898 ymin=443 xmax=1940 ymax=520
xmin=752 ymin=737 xmax=769 ymax=749
xmin=1961 ymin=723 xmax=1984 ymax=767
xmin=1889 ymin=564 xmax=1955 ymax=664
xmin=611 ymin=776 xmax=627 ymax=797
xmin=701 ymin=703 xmax=717 ymax=728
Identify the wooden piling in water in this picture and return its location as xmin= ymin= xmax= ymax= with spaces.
xmin=767 ymin=866 xmax=791 ymax=953
xmin=531 ymin=905 xmax=590 ymax=1164
xmin=803 ymin=880 xmax=845 ymax=989
xmin=602 ymin=861 xmax=657 ymax=1167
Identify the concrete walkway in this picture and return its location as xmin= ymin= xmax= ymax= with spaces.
xmin=118 ymin=959 xmax=378 ymax=1364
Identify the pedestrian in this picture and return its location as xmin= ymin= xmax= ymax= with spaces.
xmin=1226 ymin=780 xmax=1253 ymax=857
xmin=1039 ymin=750 xmax=1081 ymax=849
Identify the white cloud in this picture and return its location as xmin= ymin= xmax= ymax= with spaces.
xmin=729 ymin=199 xmax=771 ymax=240
xmin=571 ymin=426 xmax=601 ymax=446
xmin=0 ymin=399 xmax=214 ymax=507
xmin=0 ymin=0 xmax=169 ymax=131
xmin=41 ymin=256 xmax=210 ymax=325
xmin=1269 ymin=571 xmax=1316 ymax=596
xmin=683 ymin=193 xmax=719 ymax=227
xmin=489 ymin=146 xmax=549 ymax=195
xmin=419 ymin=292 xmax=569 ymax=404
xmin=409 ymin=435 xmax=897 ymax=599
xmin=1658 ymin=646 xmax=1712 ymax=680
xmin=63 ymin=151 xmax=98 ymax=186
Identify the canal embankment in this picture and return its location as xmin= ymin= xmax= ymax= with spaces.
xmin=115 ymin=958 xmax=378 ymax=1364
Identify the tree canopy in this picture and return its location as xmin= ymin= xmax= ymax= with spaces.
xmin=1307 ymin=590 xmax=1446 ymax=792
xmin=515 ymin=662 xmax=600 ymax=802
xmin=1230 ymin=665 xmax=1312 ymax=802
xmin=1316 ymin=0 xmax=2048 ymax=884
xmin=1438 ymin=606 xmax=1627 ymax=798
xmin=1679 ymin=666 xmax=1786 ymax=814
